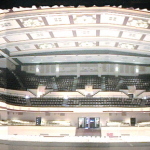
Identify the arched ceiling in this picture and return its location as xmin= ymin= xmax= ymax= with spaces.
xmin=0 ymin=6 xmax=150 ymax=65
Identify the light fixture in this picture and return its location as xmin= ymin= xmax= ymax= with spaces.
xmin=25 ymin=95 xmax=30 ymax=99
xmin=136 ymin=68 xmax=139 ymax=73
xmin=56 ymin=66 xmax=59 ymax=72
xmin=115 ymin=66 xmax=119 ymax=72
xmin=36 ymin=66 xmax=39 ymax=73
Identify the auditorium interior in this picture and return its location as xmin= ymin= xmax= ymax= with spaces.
xmin=0 ymin=4 xmax=150 ymax=148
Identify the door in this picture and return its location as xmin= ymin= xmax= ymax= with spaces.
xmin=130 ymin=118 xmax=136 ymax=126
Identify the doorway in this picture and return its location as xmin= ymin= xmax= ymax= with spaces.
xmin=130 ymin=118 xmax=136 ymax=126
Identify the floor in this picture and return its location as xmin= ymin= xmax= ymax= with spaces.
xmin=75 ymin=128 xmax=101 ymax=136
xmin=1 ymin=141 xmax=150 ymax=150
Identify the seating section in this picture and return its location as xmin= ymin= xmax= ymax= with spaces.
xmin=120 ymin=75 xmax=150 ymax=91
xmin=76 ymin=76 xmax=101 ymax=89
xmin=30 ymin=97 xmax=63 ymax=107
xmin=0 ymin=93 xmax=143 ymax=107
xmin=0 ymin=68 xmax=150 ymax=91
xmin=0 ymin=68 xmax=22 ymax=90
xmin=103 ymin=75 xmax=150 ymax=91
xmin=0 ymin=68 xmax=6 ymax=88
xmin=6 ymin=69 xmax=22 ymax=90
xmin=56 ymin=76 xmax=75 ymax=91
xmin=19 ymin=73 xmax=150 ymax=91
xmin=68 ymin=97 xmax=142 ymax=107
xmin=18 ymin=71 xmax=54 ymax=89
xmin=104 ymin=76 xmax=120 ymax=91
xmin=0 ymin=94 xmax=27 ymax=106
xmin=145 ymin=98 xmax=150 ymax=106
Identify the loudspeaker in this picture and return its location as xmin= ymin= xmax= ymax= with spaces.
xmin=36 ymin=117 xmax=41 ymax=126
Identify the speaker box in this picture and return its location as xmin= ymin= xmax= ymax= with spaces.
xmin=36 ymin=117 xmax=41 ymax=126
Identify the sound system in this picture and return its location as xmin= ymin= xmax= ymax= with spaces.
xmin=36 ymin=117 xmax=41 ymax=126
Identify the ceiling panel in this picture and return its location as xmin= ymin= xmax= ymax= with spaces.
xmin=137 ymin=45 xmax=150 ymax=51
xmin=100 ymin=13 xmax=125 ymax=25
xmin=6 ymin=34 xmax=29 ymax=42
xmin=0 ymin=20 xmax=21 ymax=31
xmin=30 ymin=31 xmax=51 ymax=39
xmin=0 ymin=6 xmax=149 ymax=65
xmin=99 ymin=41 xmax=116 ymax=47
xmin=17 ymin=44 xmax=36 ymax=51
xmin=121 ymin=31 xmax=143 ymax=40
xmin=118 ymin=43 xmax=136 ymax=49
xmin=57 ymin=42 xmax=76 ymax=47
xmin=45 ymin=15 xmax=70 ymax=25
xmin=73 ymin=14 xmax=96 ymax=24
xmin=53 ymin=30 xmax=73 ymax=38
xmin=100 ymin=29 xmax=120 ymax=37
xmin=78 ymin=41 xmax=96 ymax=47
xmin=76 ymin=30 xmax=96 ymax=37
xmin=37 ymin=43 xmax=55 ymax=49
xmin=20 ymin=17 xmax=45 ymax=27
xmin=126 ymin=17 xmax=150 ymax=28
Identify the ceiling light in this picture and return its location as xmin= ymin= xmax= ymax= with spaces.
xmin=136 ymin=68 xmax=139 ymax=73
xmin=25 ymin=95 xmax=30 ymax=99
xmin=36 ymin=66 xmax=39 ymax=73
xmin=115 ymin=66 xmax=119 ymax=72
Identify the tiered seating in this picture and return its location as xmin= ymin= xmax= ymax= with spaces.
xmin=18 ymin=72 xmax=41 ymax=89
xmin=76 ymin=76 xmax=101 ymax=89
xmin=145 ymin=98 xmax=150 ymax=106
xmin=30 ymin=97 xmax=63 ymax=107
xmin=120 ymin=75 xmax=150 ymax=90
xmin=104 ymin=76 xmax=120 ymax=91
xmin=0 ymin=68 xmax=22 ymax=90
xmin=5 ymin=69 xmax=22 ymax=90
xmin=67 ymin=97 xmax=142 ymax=107
xmin=18 ymin=71 xmax=54 ymax=89
xmin=56 ymin=76 xmax=75 ymax=91
xmin=0 ymin=94 xmax=27 ymax=106
xmin=1 ymin=69 xmax=150 ymax=92
xmin=103 ymin=75 xmax=150 ymax=91
xmin=0 ymin=93 xmax=144 ymax=107
xmin=0 ymin=68 xmax=7 ymax=88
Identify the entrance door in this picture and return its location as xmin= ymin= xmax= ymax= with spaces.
xmin=78 ymin=117 xmax=100 ymax=128
xmin=130 ymin=118 xmax=136 ymax=126
xmin=90 ymin=118 xmax=95 ymax=128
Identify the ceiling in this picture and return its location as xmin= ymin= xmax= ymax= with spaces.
xmin=0 ymin=6 xmax=150 ymax=65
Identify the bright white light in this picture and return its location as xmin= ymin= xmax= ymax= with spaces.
xmin=25 ymin=95 xmax=30 ymax=99
xmin=64 ymin=95 xmax=68 ymax=100
xmin=36 ymin=66 xmax=39 ymax=73
xmin=56 ymin=66 xmax=59 ymax=72
xmin=136 ymin=68 xmax=139 ymax=73
xmin=115 ymin=66 xmax=119 ymax=72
